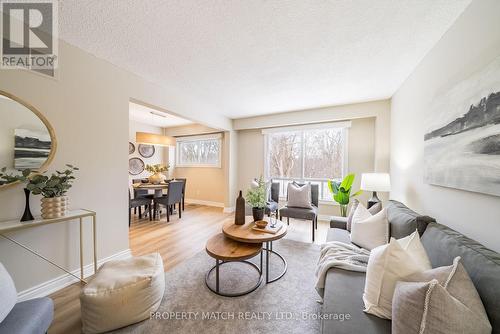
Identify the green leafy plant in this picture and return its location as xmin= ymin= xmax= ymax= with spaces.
xmin=327 ymin=173 xmax=362 ymax=217
xmin=145 ymin=164 xmax=169 ymax=173
xmin=0 ymin=167 xmax=31 ymax=185
xmin=246 ymin=176 xmax=267 ymax=209
xmin=26 ymin=164 xmax=79 ymax=198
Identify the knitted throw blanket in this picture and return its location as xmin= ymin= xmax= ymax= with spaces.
xmin=315 ymin=241 xmax=370 ymax=298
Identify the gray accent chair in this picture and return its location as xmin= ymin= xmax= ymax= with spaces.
xmin=0 ymin=265 xmax=54 ymax=334
xmin=265 ymin=182 xmax=280 ymax=216
xmin=321 ymin=200 xmax=500 ymax=334
xmin=279 ymin=183 xmax=319 ymax=242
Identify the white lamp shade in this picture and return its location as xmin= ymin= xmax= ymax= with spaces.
xmin=361 ymin=173 xmax=391 ymax=192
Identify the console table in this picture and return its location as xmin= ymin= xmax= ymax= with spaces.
xmin=0 ymin=209 xmax=97 ymax=284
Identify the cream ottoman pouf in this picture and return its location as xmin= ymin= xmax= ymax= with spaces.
xmin=80 ymin=253 xmax=165 ymax=334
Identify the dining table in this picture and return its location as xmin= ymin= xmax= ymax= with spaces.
xmin=132 ymin=182 xmax=170 ymax=220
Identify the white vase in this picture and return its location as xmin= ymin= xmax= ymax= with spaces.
xmin=148 ymin=172 xmax=166 ymax=184
xmin=41 ymin=196 xmax=69 ymax=219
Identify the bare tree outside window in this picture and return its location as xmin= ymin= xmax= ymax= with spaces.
xmin=304 ymin=129 xmax=344 ymax=179
xmin=266 ymin=127 xmax=347 ymax=200
xmin=268 ymin=132 xmax=301 ymax=178
xmin=177 ymin=138 xmax=221 ymax=166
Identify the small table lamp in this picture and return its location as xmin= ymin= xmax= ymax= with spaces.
xmin=361 ymin=173 xmax=391 ymax=209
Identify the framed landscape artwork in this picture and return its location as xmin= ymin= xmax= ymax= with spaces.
xmin=424 ymin=56 xmax=500 ymax=197
xmin=14 ymin=128 xmax=52 ymax=170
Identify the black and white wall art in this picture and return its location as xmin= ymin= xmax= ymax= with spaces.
xmin=424 ymin=56 xmax=500 ymax=196
xmin=14 ymin=129 xmax=51 ymax=169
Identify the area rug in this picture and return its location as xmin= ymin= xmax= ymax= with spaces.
xmin=113 ymin=238 xmax=322 ymax=334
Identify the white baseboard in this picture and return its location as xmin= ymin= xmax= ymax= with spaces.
xmin=185 ymin=198 xmax=225 ymax=208
xmin=17 ymin=248 xmax=132 ymax=302
xmin=223 ymin=207 xmax=235 ymax=213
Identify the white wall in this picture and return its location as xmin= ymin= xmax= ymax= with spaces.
xmin=128 ymin=120 xmax=165 ymax=184
xmin=391 ymin=0 xmax=500 ymax=252
xmin=0 ymin=40 xmax=232 ymax=293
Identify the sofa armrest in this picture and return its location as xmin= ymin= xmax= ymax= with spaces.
xmin=330 ymin=216 xmax=348 ymax=229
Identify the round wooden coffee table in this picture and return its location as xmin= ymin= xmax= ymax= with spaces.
xmin=205 ymin=233 xmax=263 ymax=297
xmin=222 ymin=216 xmax=288 ymax=284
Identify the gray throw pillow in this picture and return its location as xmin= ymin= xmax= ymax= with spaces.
xmin=287 ymin=183 xmax=312 ymax=209
xmin=392 ymin=257 xmax=492 ymax=334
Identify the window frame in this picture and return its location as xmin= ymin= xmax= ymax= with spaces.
xmin=262 ymin=121 xmax=351 ymax=202
xmin=175 ymin=133 xmax=223 ymax=168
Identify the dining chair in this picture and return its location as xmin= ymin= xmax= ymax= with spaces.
xmin=174 ymin=178 xmax=187 ymax=211
xmin=153 ymin=180 xmax=183 ymax=222
xmin=132 ymin=178 xmax=149 ymax=214
xmin=279 ymin=183 xmax=319 ymax=242
xmin=128 ymin=190 xmax=152 ymax=226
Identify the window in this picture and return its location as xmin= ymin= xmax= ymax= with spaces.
xmin=176 ymin=133 xmax=222 ymax=168
xmin=263 ymin=122 xmax=350 ymax=201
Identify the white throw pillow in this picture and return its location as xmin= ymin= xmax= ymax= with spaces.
xmin=350 ymin=206 xmax=389 ymax=250
xmin=287 ymin=183 xmax=312 ymax=209
xmin=0 ymin=263 xmax=17 ymax=323
xmin=363 ymin=230 xmax=432 ymax=319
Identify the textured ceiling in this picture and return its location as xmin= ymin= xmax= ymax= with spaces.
xmin=129 ymin=102 xmax=192 ymax=128
xmin=59 ymin=0 xmax=471 ymax=119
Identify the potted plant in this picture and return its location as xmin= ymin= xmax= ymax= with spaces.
xmin=27 ymin=164 xmax=79 ymax=219
xmin=145 ymin=164 xmax=169 ymax=184
xmin=246 ymin=176 xmax=267 ymax=221
xmin=327 ymin=173 xmax=362 ymax=217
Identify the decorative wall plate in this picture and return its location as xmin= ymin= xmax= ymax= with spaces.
xmin=129 ymin=157 xmax=145 ymax=175
xmin=138 ymin=144 xmax=155 ymax=158
xmin=129 ymin=142 xmax=135 ymax=154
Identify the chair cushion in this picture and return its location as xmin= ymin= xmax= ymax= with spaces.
xmin=80 ymin=253 xmax=165 ymax=334
xmin=0 ymin=263 xmax=17 ymax=323
xmin=421 ymin=222 xmax=500 ymax=333
xmin=280 ymin=205 xmax=317 ymax=220
xmin=0 ymin=298 xmax=53 ymax=334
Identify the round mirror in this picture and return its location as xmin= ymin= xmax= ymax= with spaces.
xmin=0 ymin=90 xmax=57 ymax=189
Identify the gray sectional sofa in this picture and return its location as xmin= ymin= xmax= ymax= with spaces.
xmin=322 ymin=200 xmax=500 ymax=334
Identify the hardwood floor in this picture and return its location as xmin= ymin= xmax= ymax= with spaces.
xmin=48 ymin=204 xmax=328 ymax=334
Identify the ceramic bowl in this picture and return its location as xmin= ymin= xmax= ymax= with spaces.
xmin=255 ymin=220 xmax=268 ymax=228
